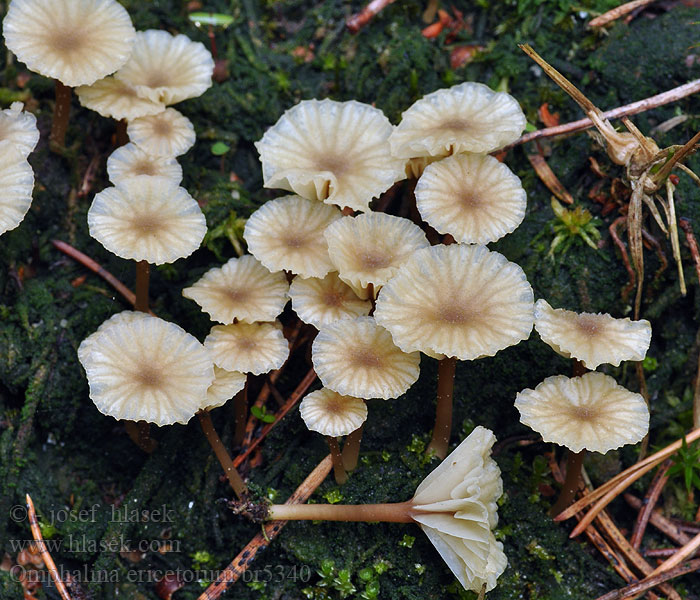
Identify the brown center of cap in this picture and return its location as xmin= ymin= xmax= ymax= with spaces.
xmin=576 ymin=315 xmax=601 ymax=337
xmin=135 ymin=364 xmax=163 ymax=388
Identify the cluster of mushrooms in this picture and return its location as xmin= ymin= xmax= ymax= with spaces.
xmin=1 ymin=0 xmax=657 ymax=595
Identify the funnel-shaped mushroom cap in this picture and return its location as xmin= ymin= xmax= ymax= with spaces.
xmin=255 ymin=99 xmax=405 ymax=212
xmin=106 ymin=143 xmax=182 ymax=185
xmin=389 ymin=83 xmax=526 ymax=160
xmin=534 ymin=299 xmax=652 ymax=369
xmin=299 ymin=388 xmax=368 ymax=437
xmin=289 ymin=272 xmax=371 ymax=328
xmin=0 ymin=140 xmax=34 ymax=235
xmin=204 ymin=321 xmax=289 ymax=375
xmin=411 ymin=426 xmax=506 ymax=592
xmin=416 ymin=153 xmax=526 ymax=244
xmin=87 ymin=175 xmax=206 ymax=265
xmin=312 ymin=316 xmax=420 ymax=399
xmin=115 ymin=29 xmax=214 ymax=105
xmin=127 ymin=108 xmax=196 ymax=157
xmin=182 ymin=255 xmax=289 ymax=324
xmin=0 ymin=103 xmax=39 ymax=158
xmin=76 ymin=76 xmax=164 ymax=121
xmin=374 ymin=244 xmax=534 ymax=359
xmin=324 ymin=213 xmax=430 ymax=292
xmin=514 ymin=372 xmax=650 ymax=453
xmin=202 ymin=366 xmax=247 ymax=411
xmin=77 ymin=311 xmax=214 ymax=426
xmin=3 ymin=0 xmax=136 ymax=87
xmin=244 ymin=195 xmax=342 ymax=278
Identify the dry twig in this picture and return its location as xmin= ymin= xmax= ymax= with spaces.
xmin=594 ymin=558 xmax=700 ymax=600
xmin=630 ymin=459 xmax=672 ymax=549
xmin=346 ymin=0 xmax=396 ymax=33
xmin=526 ymin=146 xmax=574 ymax=204
xmin=588 ymin=0 xmax=657 ymax=28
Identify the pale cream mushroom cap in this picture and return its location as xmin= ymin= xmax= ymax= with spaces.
xmin=299 ymin=388 xmax=368 ymax=437
xmin=127 ymin=108 xmax=196 ymax=157
xmin=0 ymin=140 xmax=34 ymax=235
xmin=534 ymin=299 xmax=652 ymax=369
xmin=114 ymin=29 xmax=214 ymax=105
xmin=3 ymin=0 xmax=136 ymax=87
xmin=374 ymin=244 xmax=534 ymax=359
xmin=243 ymin=195 xmax=342 ymax=278
xmin=76 ymin=76 xmax=165 ymax=121
xmin=411 ymin=426 xmax=506 ymax=592
xmin=77 ymin=311 xmax=214 ymax=426
xmin=415 ymin=153 xmax=527 ymax=244
xmin=0 ymin=102 xmax=39 ymax=158
xmin=255 ymin=99 xmax=406 ymax=212
xmin=312 ymin=316 xmax=420 ymax=399
xmin=87 ymin=175 xmax=206 ymax=265
xmin=204 ymin=321 xmax=289 ymax=375
xmin=182 ymin=255 xmax=289 ymax=324
xmin=514 ymin=372 xmax=650 ymax=454
xmin=289 ymin=272 xmax=371 ymax=328
xmin=106 ymin=143 xmax=182 ymax=185
xmin=202 ymin=366 xmax=247 ymax=411
xmin=389 ymin=82 xmax=526 ymax=160
xmin=324 ymin=213 xmax=430 ymax=292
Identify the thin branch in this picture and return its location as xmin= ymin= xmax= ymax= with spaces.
xmin=630 ymin=459 xmax=672 ymax=549
xmin=346 ymin=0 xmax=396 ymax=33
xmin=625 ymin=493 xmax=693 ymax=546
xmin=588 ymin=0 xmax=657 ymax=29
xmin=594 ymin=558 xmax=700 ymax=600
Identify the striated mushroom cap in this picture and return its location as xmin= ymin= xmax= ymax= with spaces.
xmin=243 ymin=195 xmax=342 ymax=278
xmin=312 ymin=316 xmax=420 ymax=400
xmin=411 ymin=426 xmax=507 ymax=592
xmin=127 ymin=108 xmax=196 ymax=157
xmin=514 ymin=372 xmax=650 ymax=454
xmin=0 ymin=102 xmax=39 ymax=158
xmin=299 ymin=388 xmax=368 ymax=437
xmin=182 ymin=255 xmax=289 ymax=324
xmin=76 ymin=76 xmax=164 ymax=121
xmin=374 ymin=244 xmax=534 ymax=359
xmin=106 ymin=143 xmax=182 ymax=185
xmin=78 ymin=311 xmax=214 ymax=426
xmin=389 ymin=82 xmax=526 ymax=161
xmin=204 ymin=321 xmax=289 ymax=375
xmin=415 ymin=153 xmax=526 ymax=244
xmin=203 ymin=366 xmax=247 ymax=411
xmin=324 ymin=212 xmax=430 ymax=293
xmin=533 ymin=299 xmax=652 ymax=369
xmin=0 ymin=140 xmax=34 ymax=235
xmin=115 ymin=29 xmax=214 ymax=105
xmin=87 ymin=175 xmax=206 ymax=265
xmin=289 ymin=272 xmax=371 ymax=329
xmin=255 ymin=99 xmax=405 ymax=212
xmin=3 ymin=0 xmax=136 ymax=87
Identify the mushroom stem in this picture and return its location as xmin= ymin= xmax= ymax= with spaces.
xmin=233 ymin=381 xmax=248 ymax=446
xmin=550 ymin=449 xmax=587 ymax=517
xmin=134 ymin=260 xmax=150 ymax=313
xmin=198 ymin=410 xmax=248 ymax=501
xmin=267 ymin=500 xmax=415 ymax=522
xmin=50 ymin=80 xmax=71 ymax=150
xmin=427 ymin=356 xmax=457 ymax=460
xmin=327 ymin=436 xmax=348 ymax=485
xmin=124 ymin=420 xmax=157 ymax=453
xmin=342 ymin=424 xmax=364 ymax=471
xmin=115 ymin=119 xmax=129 ymax=147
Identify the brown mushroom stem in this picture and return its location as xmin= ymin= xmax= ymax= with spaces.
xmin=327 ymin=436 xmax=348 ymax=485
xmin=233 ymin=381 xmax=248 ymax=446
xmin=134 ymin=260 xmax=150 ymax=313
xmin=267 ymin=500 xmax=414 ymax=522
xmin=342 ymin=425 xmax=364 ymax=471
xmin=124 ymin=420 xmax=157 ymax=453
xmin=50 ymin=80 xmax=72 ymax=150
xmin=115 ymin=119 xmax=129 ymax=147
xmin=550 ymin=449 xmax=587 ymax=517
xmin=572 ymin=358 xmax=587 ymax=378
xmin=427 ymin=356 xmax=457 ymax=460
xmin=198 ymin=410 xmax=248 ymax=501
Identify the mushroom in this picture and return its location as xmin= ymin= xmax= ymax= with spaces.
xmin=514 ymin=372 xmax=649 ymax=515
xmin=415 ymin=152 xmax=527 ymax=244
xmin=374 ymin=243 xmax=534 ymax=458
xmin=259 ymin=425 xmax=507 ymax=593
xmin=299 ymin=388 xmax=368 ymax=484
xmin=126 ymin=108 xmax=196 ymax=157
xmin=182 ymin=255 xmax=289 ymax=324
xmin=0 ymin=140 xmax=35 ymax=236
xmin=76 ymin=76 xmax=165 ymax=121
xmin=106 ymin=143 xmax=183 ymax=185
xmin=2 ymin=0 xmax=136 ymax=147
xmin=255 ymin=99 xmax=406 ymax=212
xmin=0 ymin=102 xmax=40 ymax=158
xmin=243 ymin=195 xmax=342 ymax=279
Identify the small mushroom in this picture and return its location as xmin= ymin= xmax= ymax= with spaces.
xmin=106 ymin=143 xmax=182 ymax=185
xmin=0 ymin=140 xmax=34 ymax=236
xmin=76 ymin=76 xmax=164 ymax=121
xmin=127 ymin=108 xmax=196 ymax=157
xmin=0 ymin=102 xmax=40 ymax=158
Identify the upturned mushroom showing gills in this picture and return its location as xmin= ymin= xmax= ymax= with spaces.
xmin=255 ymin=426 xmax=507 ymax=593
